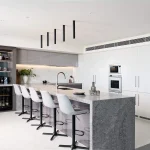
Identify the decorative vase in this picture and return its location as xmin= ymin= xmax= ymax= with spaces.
xmin=23 ymin=75 xmax=28 ymax=84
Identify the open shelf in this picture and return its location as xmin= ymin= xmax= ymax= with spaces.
xmin=0 ymin=71 xmax=11 ymax=72
xmin=0 ymin=60 xmax=11 ymax=62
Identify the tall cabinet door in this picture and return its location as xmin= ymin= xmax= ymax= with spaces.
xmin=137 ymin=45 xmax=150 ymax=93
xmin=111 ymin=47 xmax=138 ymax=92
xmin=122 ymin=91 xmax=138 ymax=116
xmin=137 ymin=92 xmax=150 ymax=119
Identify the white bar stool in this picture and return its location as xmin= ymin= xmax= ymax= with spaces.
xmin=13 ymin=84 xmax=28 ymax=116
xmin=41 ymin=91 xmax=67 ymax=140
xmin=56 ymin=94 xmax=89 ymax=150
xmin=20 ymin=85 xmax=36 ymax=122
xmin=29 ymin=87 xmax=51 ymax=130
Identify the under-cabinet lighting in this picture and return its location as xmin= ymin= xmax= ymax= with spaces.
xmin=16 ymin=64 xmax=75 ymax=69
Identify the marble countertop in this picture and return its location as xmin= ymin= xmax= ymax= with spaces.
xmin=0 ymin=84 xmax=13 ymax=86
xmin=23 ymin=83 xmax=134 ymax=104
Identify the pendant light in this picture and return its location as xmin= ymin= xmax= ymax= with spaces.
xmin=73 ymin=20 xmax=75 ymax=39
xmin=47 ymin=32 xmax=49 ymax=46
xmin=63 ymin=25 xmax=65 ymax=42
xmin=40 ymin=35 xmax=43 ymax=48
xmin=54 ymin=29 xmax=56 ymax=44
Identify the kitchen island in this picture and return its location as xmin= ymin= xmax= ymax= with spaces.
xmin=16 ymin=84 xmax=135 ymax=150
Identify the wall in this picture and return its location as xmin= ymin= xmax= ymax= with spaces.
xmin=0 ymin=35 xmax=82 ymax=54
xmin=76 ymin=42 xmax=150 ymax=92
xmin=16 ymin=64 xmax=76 ymax=84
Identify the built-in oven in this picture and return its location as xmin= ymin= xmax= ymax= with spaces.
xmin=109 ymin=75 xmax=122 ymax=93
xmin=110 ymin=65 xmax=121 ymax=74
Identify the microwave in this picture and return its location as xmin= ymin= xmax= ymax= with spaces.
xmin=110 ymin=65 xmax=121 ymax=74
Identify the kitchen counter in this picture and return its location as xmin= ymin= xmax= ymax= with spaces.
xmin=18 ymin=83 xmax=135 ymax=150
xmin=23 ymin=83 xmax=132 ymax=104
xmin=0 ymin=84 xmax=13 ymax=86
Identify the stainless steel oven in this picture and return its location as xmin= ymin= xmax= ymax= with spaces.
xmin=109 ymin=75 xmax=122 ymax=93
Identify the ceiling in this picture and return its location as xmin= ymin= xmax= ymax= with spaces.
xmin=0 ymin=0 xmax=150 ymax=53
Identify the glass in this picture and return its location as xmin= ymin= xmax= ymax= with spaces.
xmin=111 ymin=80 xmax=119 ymax=89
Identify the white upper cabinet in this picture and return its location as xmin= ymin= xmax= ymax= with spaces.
xmin=137 ymin=45 xmax=150 ymax=93
xmin=120 ymin=48 xmax=138 ymax=92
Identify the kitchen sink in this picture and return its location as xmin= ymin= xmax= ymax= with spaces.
xmin=58 ymin=87 xmax=72 ymax=90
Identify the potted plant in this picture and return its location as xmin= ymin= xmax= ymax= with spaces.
xmin=18 ymin=68 xmax=36 ymax=84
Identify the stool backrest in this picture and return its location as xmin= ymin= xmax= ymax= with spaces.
xmin=56 ymin=94 xmax=75 ymax=115
xmin=41 ymin=91 xmax=56 ymax=108
xmin=29 ymin=87 xmax=42 ymax=103
xmin=13 ymin=84 xmax=22 ymax=96
xmin=20 ymin=85 xmax=30 ymax=99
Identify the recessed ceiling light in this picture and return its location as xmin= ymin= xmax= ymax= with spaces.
xmin=26 ymin=17 xmax=30 ymax=19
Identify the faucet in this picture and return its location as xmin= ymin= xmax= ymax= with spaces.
xmin=57 ymin=72 xmax=66 ymax=89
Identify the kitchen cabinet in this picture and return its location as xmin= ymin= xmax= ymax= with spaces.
xmin=17 ymin=49 xmax=28 ymax=64
xmin=122 ymin=91 xmax=138 ymax=116
xmin=49 ymin=52 xmax=78 ymax=67
xmin=136 ymin=93 xmax=150 ymax=119
xmin=27 ymin=51 xmax=50 ymax=66
xmin=137 ymin=46 xmax=150 ymax=93
xmin=17 ymin=50 xmax=78 ymax=67
xmin=120 ymin=48 xmax=138 ymax=92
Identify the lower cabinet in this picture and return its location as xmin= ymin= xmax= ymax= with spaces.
xmin=137 ymin=93 xmax=150 ymax=119
xmin=122 ymin=91 xmax=150 ymax=119
xmin=122 ymin=91 xmax=138 ymax=116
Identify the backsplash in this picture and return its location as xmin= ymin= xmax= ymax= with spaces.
xmin=16 ymin=64 xmax=75 ymax=84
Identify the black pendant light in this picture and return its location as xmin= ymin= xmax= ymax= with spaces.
xmin=63 ymin=25 xmax=65 ymax=42
xmin=47 ymin=32 xmax=49 ymax=46
xmin=40 ymin=35 xmax=43 ymax=48
xmin=73 ymin=20 xmax=75 ymax=39
xmin=54 ymin=29 xmax=56 ymax=44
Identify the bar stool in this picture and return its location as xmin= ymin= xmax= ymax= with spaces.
xmin=13 ymin=84 xmax=28 ymax=116
xmin=20 ymin=85 xmax=36 ymax=122
xmin=56 ymin=94 xmax=89 ymax=150
xmin=41 ymin=91 xmax=67 ymax=140
xmin=29 ymin=87 xmax=51 ymax=130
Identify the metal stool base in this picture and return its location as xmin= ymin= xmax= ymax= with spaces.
xmin=31 ymin=122 xmax=52 ymax=130
xmin=43 ymin=130 xmax=67 ymax=141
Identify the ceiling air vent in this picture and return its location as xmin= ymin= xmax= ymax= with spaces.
xmin=130 ymin=38 xmax=145 ymax=44
xmin=86 ymin=46 xmax=95 ymax=51
xmin=146 ymin=36 xmax=150 ymax=42
xmin=86 ymin=35 xmax=150 ymax=52
xmin=117 ymin=40 xmax=130 ymax=46
xmin=95 ymin=45 xmax=104 ymax=50
xmin=105 ymin=43 xmax=114 ymax=48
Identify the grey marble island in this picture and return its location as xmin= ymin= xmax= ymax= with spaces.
xmin=16 ymin=84 xmax=135 ymax=150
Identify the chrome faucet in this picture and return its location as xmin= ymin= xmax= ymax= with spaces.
xmin=57 ymin=72 xmax=66 ymax=89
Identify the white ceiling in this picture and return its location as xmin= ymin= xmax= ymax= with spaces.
xmin=0 ymin=0 xmax=150 ymax=53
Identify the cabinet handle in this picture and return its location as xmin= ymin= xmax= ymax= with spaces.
xmin=138 ymin=94 xmax=140 ymax=106
xmin=138 ymin=76 xmax=140 ymax=88
xmin=135 ymin=76 xmax=136 ymax=87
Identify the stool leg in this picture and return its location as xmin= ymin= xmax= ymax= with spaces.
xmin=72 ymin=115 xmax=76 ymax=148
xmin=25 ymin=99 xmax=36 ymax=122
xmin=31 ymin=102 xmax=51 ymax=130
xmin=59 ymin=115 xmax=89 ymax=150
xmin=43 ymin=108 xmax=67 ymax=140
xmin=15 ymin=96 xmax=28 ymax=116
